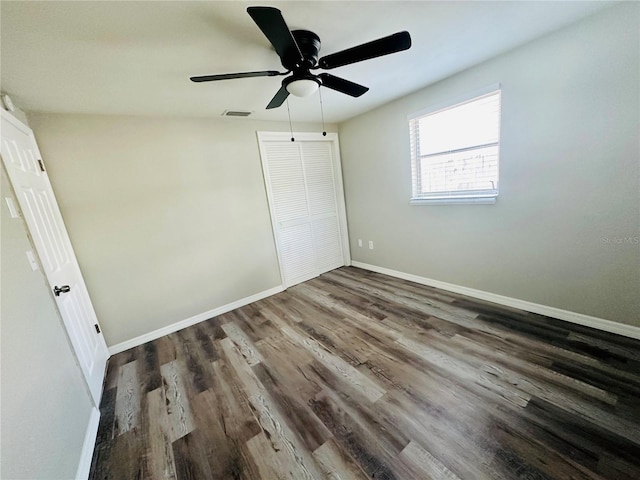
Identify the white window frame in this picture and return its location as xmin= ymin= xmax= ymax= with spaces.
xmin=408 ymin=83 xmax=501 ymax=205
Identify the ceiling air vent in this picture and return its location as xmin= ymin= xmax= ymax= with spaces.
xmin=222 ymin=110 xmax=252 ymax=117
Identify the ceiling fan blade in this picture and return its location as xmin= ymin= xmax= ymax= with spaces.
xmin=190 ymin=70 xmax=282 ymax=82
xmin=318 ymin=31 xmax=411 ymax=70
xmin=318 ymin=73 xmax=369 ymax=97
xmin=247 ymin=6 xmax=304 ymax=65
xmin=266 ymin=85 xmax=290 ymax=109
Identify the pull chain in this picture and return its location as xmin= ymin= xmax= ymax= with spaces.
xmin=286 ymin=98 xmax=294 ymax=142
xmin=319 ymin=88 xmax=327 ymax=136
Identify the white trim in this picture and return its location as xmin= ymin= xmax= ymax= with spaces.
xmin=351 ymin=261 xmax=640 ymax=340
xmin=410 ymin=196 xmax=497 ymax=206
xmin=75 ymin=407 xmax=100 ymax=480
xmin=108 ymin=285 xmax=283 ymax=355
xmin=407 ymin=82 xmax=501 ymax=120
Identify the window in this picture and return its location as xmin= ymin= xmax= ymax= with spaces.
xmin=409 ymin=87 xmax=501 ymax=204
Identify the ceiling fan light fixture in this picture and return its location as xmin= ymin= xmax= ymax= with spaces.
xmin=286 ymin=78 xmax=320 ymax=97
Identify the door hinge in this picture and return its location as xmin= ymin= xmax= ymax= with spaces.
xmin=94 ymin=324 xmax=101 ymax=334
xmin=37 ymin=159 xmax=45 ymax=172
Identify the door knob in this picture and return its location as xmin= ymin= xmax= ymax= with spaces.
xmin=54 ymin=285 xmax=71 ymax=296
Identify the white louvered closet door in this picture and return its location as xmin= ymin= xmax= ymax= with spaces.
xmin=302 ymin=141 xmax=344 ymax=274
xmin=259 ymin=133 xmax=349 ymax=288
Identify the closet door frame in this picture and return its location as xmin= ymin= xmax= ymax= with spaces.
xmin=257 ymin=131 xmax=351 ymax=288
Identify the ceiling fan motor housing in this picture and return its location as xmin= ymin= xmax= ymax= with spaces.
xmin=287 ymin=30 xmax=321 ymax=70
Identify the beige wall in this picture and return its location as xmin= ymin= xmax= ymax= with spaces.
xmin=338 ymin=3 xmax=640 ymax=326
xmin=1 ymin=158 xmax=93 ymax=478
xmin=28 ymin=113 xmax=336 ymax=346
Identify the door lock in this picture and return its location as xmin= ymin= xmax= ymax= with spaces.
xmin=54 ymin=285 xmax=71 ymax=296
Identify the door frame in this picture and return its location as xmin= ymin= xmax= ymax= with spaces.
xmin=257 ymin=131 xmax=351 ymax=288
xmin=1 ymin=109 xmax=109 ymax=406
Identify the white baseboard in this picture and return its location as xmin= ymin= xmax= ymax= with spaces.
xmin=351 ymin=261 xmax=640 ymax=340
xmin=108 ymin=285 xmax=284 ymax=355
xmin=76 ymin=407 xmax=100 ymax=480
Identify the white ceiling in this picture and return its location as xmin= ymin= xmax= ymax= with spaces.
xmin=0 ymin=1 xmax=614 ymax=123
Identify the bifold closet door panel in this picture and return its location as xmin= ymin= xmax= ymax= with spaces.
xmin=301 ymin=141 xmax=344 ymax=275
xmin=260 ymin=135 xmax=347 ymax=288
xmin=262 ymin=141 xmax=317 ymax=287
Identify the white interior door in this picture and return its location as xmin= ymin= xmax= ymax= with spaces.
xmin=1 ymin=111 xmax=108 ymax=406
xmin=258 ymin=132 xmax=350 ymax=288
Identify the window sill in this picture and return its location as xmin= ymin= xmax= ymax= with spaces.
xmin=410 ymin=196 xmax=497 ymax=206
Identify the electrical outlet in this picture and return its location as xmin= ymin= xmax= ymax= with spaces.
xmin=368 ymin=240 xmax=374 ymax=250
xmin=357 ymin=239 xmax=362 ymax=247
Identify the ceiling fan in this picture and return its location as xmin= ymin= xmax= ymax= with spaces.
xmin=190 ymin=6 xmax=412 ymax=109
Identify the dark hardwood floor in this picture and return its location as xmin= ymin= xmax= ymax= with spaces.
xmin=90 ymin=267 xmax=640 ymax=479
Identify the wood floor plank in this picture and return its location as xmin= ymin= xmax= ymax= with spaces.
xmin=188 ymin=388 xmax=250 ymax=479
xmin=173 ymin=328 xmax=216 ymax=396
xmin=222 ymin=321 xmax=265 ymax=366
xmin=309 ymin=388 xmax=400 ymax=479
xmin=96 ymin=429 xmax=147 ymax=480
xmin=209 ymin=359 xmax=262 ymax=444
xmin=253 ymin=361 xmax=332 ymax=452
xmin=138 ymin=341 xmax=163 ymax=393
xmin=103 ymin=355 xmax=123 ymax=391
xmin=246 ymin=432 xmax=298 ymax=480
xmin=146 ymin=388 xmax=177 ymax=480
xmin=219 ymin=336 xmax=326 ymax=480
xmin=160 ymin=360 xmax=195 ymax=442
xmin=373 ymin=389 xmax=506 ymax=480
xmin=522 ymin=397 xmax=640 ymax=469
xmin=233 ymin=304 xmax=282 ymax=343
xmin=172 ymin=432 xmax=214 ymax=480
xmin=253 ymin=334 xmax=323 ymax=402
xmin=489 ymin=421 xmax=602 ymax=480
xmin=114 ymin=360 xmax=141 ymax=435
xmin=91 ymin=266 xmax=640 ymax=480
xmin=410 ymin=331 xmax=639 ymax=442
xmin=392 ymin=440 xmax=462 ymax=480
xmin=270 ymin=315 xmax=386 ymax=403
xmin=312 ymin=438 xmax=370 ymax=480
xmin=192 ymin=322 xmax=220 ymax=362
xmin=394 ymin=332 xmax=532 ymax=408
xmin=317 ymin=270 xmax=479 ymax=324
xmin=329 ymin=267 xmax=461 ymax=305
xmin=155 ymin=335 xmax=178 ymax=366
